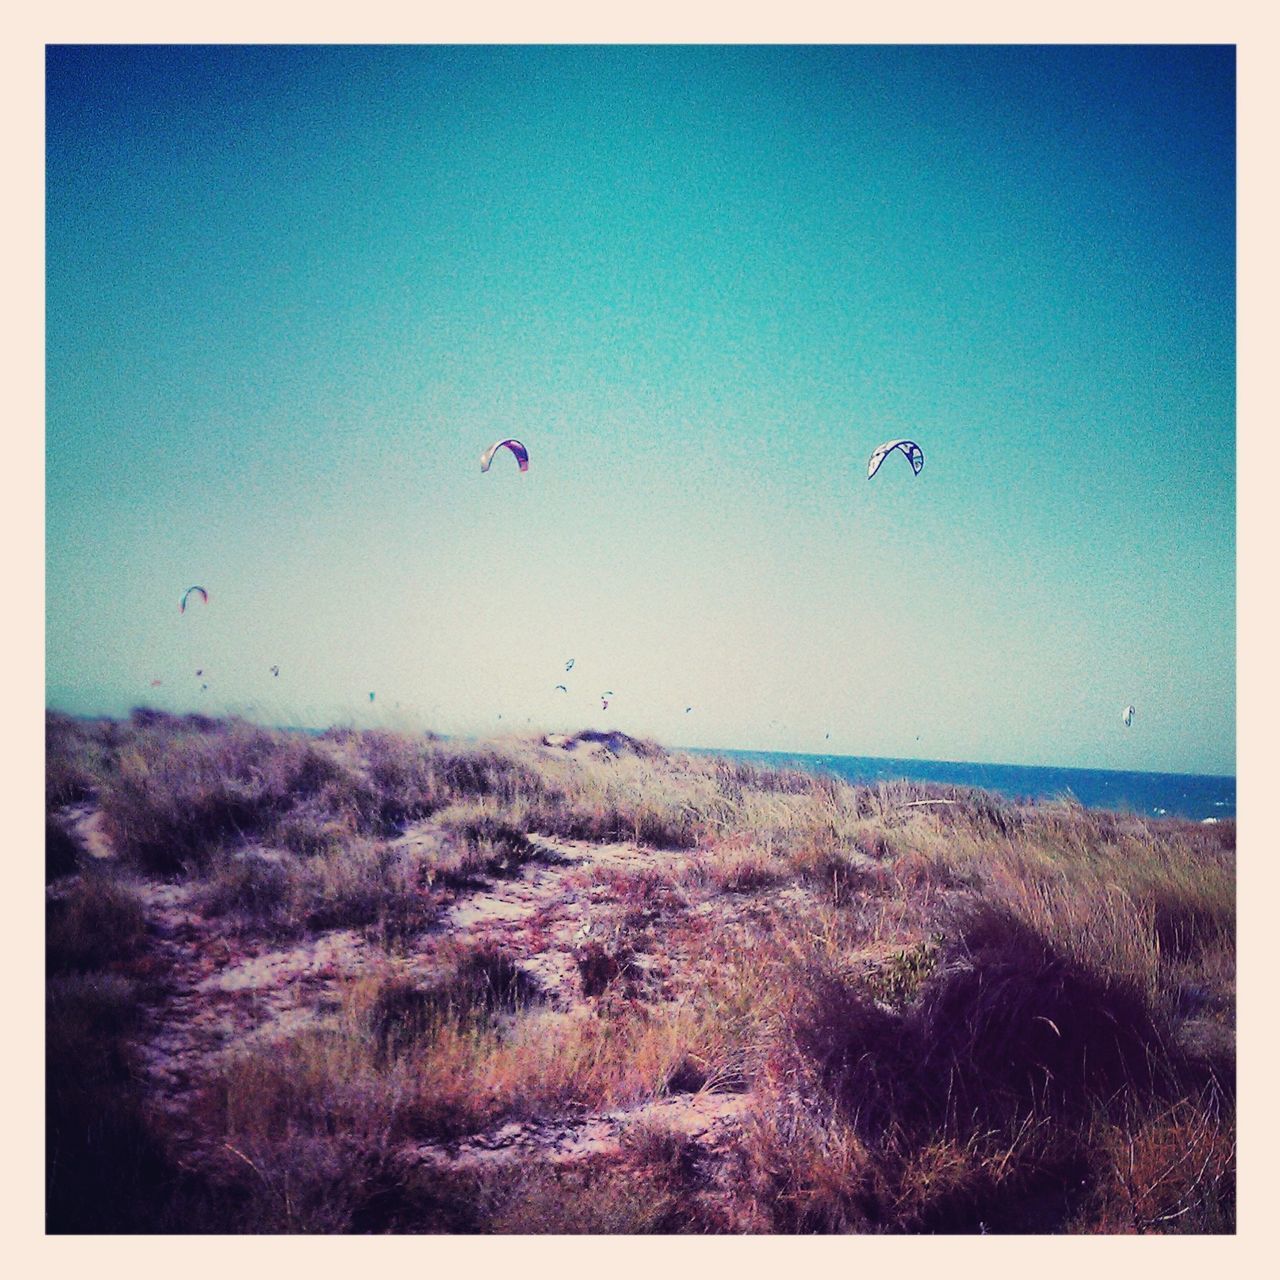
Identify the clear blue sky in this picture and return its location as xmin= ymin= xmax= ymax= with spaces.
xmin=45 ymin=45 xmax=1235 ymax=774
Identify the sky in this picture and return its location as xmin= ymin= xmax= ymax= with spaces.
xmin=45 ymin=44 xmax=1236 ymax=775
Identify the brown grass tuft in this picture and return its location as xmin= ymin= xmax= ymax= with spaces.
xmin=47 ymin=872 xmax=147 ymax=972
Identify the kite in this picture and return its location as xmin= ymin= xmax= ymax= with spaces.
xmin=1122 ymin=704 xmax=1135 ymax=728
xmin=180 ymin=586 xmax=209 ymax=614
xmin=867 ymin=439 xmax=924 ymax=480
xmin=480 ymin=439 xmax=529 ymax=473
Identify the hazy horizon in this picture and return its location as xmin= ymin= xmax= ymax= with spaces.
xmin=46 ymin=45 xmax=1235 ymax=775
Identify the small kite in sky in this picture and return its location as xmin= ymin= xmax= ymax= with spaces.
xmin=180 ymin=585 xmax=209 ymax=613
xmin=480 ymin=439 xmax=529 ymax=473
xmin=867 ymin=439 xmax=924 ymax=480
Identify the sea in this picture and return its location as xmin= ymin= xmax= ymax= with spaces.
xmin=687 ymin=749 xmax=1236 ymax=823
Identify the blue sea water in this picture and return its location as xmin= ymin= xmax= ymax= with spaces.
xmin=688 ymin=749 xmax=1236 ymax=823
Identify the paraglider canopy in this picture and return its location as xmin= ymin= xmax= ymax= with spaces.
xmin=565 ymin=658 xmax=575 ymax=672
xmin=180 ymin=585 xmax=209 ymax=614
xmin=1122 ymin=704 xmax=1136 ymax=728
xmin=867 ymin=439 xmax=924 ymax=480
xmin=480 ymin=439 xmax=530 ymax=473
xmin=555 ymin=684 xmax=567 ymax=693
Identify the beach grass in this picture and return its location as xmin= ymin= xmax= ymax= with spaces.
xmin=45 ymin=709 xmax=1234 ymax=1233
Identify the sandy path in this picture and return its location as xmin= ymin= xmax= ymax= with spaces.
xmin=404 ymin=827 xmax=695 ymax=1005
xmin=128 ymin=878 xmax=377 ymax=1157
xmin=72 ymin=810 xmax=759 ymax=1176
xmin=60 ymin=802 xmax=115 ymax=859
xmin=403 ymin=1090 xmax=753 ymax=1172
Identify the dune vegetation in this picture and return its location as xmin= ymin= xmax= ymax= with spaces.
xmin=45 ymin=708 xmax=1234 ymax=1234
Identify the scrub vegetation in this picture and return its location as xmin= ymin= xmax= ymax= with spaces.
xmin=46 ymin=709 xmax=1234 ymax=1234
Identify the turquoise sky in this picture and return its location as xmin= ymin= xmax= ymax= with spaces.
xmin=45 ymin=45 xmax=1235 ymax=774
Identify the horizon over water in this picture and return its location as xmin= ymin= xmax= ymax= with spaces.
xmin=49 ymin=705 xmax=1236 ymax=823
xmin=683 ymin=747 xmax=1236 ymax=823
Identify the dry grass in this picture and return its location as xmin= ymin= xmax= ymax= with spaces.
xmin=46 ymin=813 xmax=82 ymax=882
xmin=46 ymin=872 xmax=147 ymax=972
xmin=100 ymin=719 xmax=367 ymax=872
xmin=1074 ymin=1093 xmax=1235 ymax=1233
xmin=200 ymin=839 xmax=440 ymax=939
xmin=45 ymin=710 xmax=1235 ymax=1233
xmin=482 ymin=1163 xmax=686 ymax=1234
xmin=45 ymin=711 xmax=115 ymax=807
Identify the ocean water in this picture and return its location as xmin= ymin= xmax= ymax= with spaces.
xmin=689 ymin=749 xmax=1236 ymax=823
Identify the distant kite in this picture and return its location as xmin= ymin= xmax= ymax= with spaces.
xmin=270 ymin=665 xmax=280 ymax=678
xmin=480 ymin=438 xmax=529 ymax=474
xmin=1122 ymin=704 xmax=1135 ymax=728
xmin=180 ymin=585 xmax=209 ymax=613
xmin=150 ymin=679 xmax=162 ymax=688
xmin=685 ymin=707 xmax=693 ymax=714
xmin=867 ymin=439 xmax=924 ymax=480
xmin=195 ymin=669 xmax=203 ymax=677
xmin=369 ymin=692 xmax=376 ymax=703
xmin=555 ymin=684 xmax=568 ymax=693
xmin=565 ymin=658 xmax=575 ymax=672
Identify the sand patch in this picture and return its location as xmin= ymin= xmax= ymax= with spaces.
xmin=404 ymin=1090 xmax=753 ymax=1172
